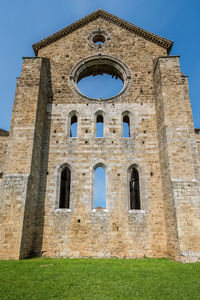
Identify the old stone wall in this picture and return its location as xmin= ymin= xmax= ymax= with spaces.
xmin=154 ymin=56 xmax=200 ymax=262
xmin=31 ymin=18 xmax=169 ymax=258
xmin=0 ymin=133 xmax=8 ymax=205
xmin=1 ymin=13 xmax=200 ymax=261
xmin=0 ymin=132 xmax=8 ymax=172
xmin=195 ymin=132 xmax=200 ymax=161
xmin=0 ymin=58 xmax=50 ymax=259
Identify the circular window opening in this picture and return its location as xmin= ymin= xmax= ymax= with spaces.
xmin=92 ymin=34 xmax=106 ymax=45
xmin=78 ymin=73 xmax=123 ymax=99
xmin=70 ymin=55 xmax=131 ymax=101
xmin=88 ymin=30 xmax=110 ymax=47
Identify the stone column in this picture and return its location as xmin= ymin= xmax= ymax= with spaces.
xmin=0 ymin=57 xmax=50 ymax=259
xmin=154 ymin=56 xmax=200 ymax=262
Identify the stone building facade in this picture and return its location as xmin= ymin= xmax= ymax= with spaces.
xmin=0 ymin=9 xmax=200 ymax=262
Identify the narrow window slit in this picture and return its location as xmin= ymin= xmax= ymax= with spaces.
xmin=123 ymin=115 xmax=130 ymax=137
xmin=96 ymin=114 xmax=104 ymax=137
xmin=129 ymin=167 xmax=140 ymax=210
xmin=94 ymin=165 xmax=106 ymax=209
xmin=70 ymin=114 xmax=77 ymax=137
xmin=59 ymin=167 xmax=71 ymax=209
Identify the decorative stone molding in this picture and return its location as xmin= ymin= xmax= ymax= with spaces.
xmin=69 ymin=54 xmax=132 ymax=102
xmin=88 ymin=29 xmax=111 ymax=49
xmin=32 ymin=9 xmax=173 ymax=55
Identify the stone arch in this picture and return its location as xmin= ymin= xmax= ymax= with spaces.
xmin=95 ymin=110 xmax=105 ymax=137
xmin=69 ymin=54 xmax=132 ymax=102
xmin=68 ymin=110 xmax=78 ymax=137
xmin=57 ymin=163 xmax=72 ymax=209
xmin=93 ymin=162 xmax=107 ymax=210
xmin=122 ymin=110 xmax=131 ymax=137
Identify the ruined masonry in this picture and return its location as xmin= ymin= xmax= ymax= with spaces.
xmin=0 ymin=9 xmax=200 ymax=262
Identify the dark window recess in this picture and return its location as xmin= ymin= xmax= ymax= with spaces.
xmin=96 ymin=114 xmax=104 ymax=137
xmin=70 ymin=115 xmax=77 ymax=137
xmin=123 ymin=115 xmax=130 ymax=137
xmin=59 ymin=167 xmax=71 ymax=209
xmin=129 ymin=167 xmax=140 ymax=209
xmin=92 ymin=34 xmax=105 ymax=45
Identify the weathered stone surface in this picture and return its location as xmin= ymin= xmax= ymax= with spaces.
xmin=0 ymin=10 xmax=199 ymax=262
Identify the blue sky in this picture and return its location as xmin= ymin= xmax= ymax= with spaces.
xmin=0 ymin=0 xmax=200 ymax=131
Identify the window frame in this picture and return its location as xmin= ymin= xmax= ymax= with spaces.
xmin=127 ymin=164 xmax=141 ymax=211
xmin=94 ymin=110 xmax=105 ymax=138
xmin=56 ymin=163 xmax=72 ymax=211
xmin=122 ymin=111 xmax=131 ymax=138
xmin=92 ymin=162 xmax=108 ymax=212
xmin=68 ymin=110 xmax=78 ymax=138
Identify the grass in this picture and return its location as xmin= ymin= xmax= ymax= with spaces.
xmin=0 ymin=258 xmax=200 ymax=300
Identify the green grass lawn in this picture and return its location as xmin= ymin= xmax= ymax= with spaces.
xmin=0 ymin=258 xmax=200 ymax=300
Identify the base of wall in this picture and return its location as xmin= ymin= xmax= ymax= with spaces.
xmin=180 ymin=251 xmax=200 ymax=263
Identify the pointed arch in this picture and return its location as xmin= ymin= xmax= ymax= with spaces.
xmin=59 ymin=164 xmax=71 ymax=208
xmin=69 ymin=110 xmax=78 ymax=137
xmin=95 ymin=110 xmax=105 ymax=137
xmin=122 ymin=111 xmax=131 ymax=137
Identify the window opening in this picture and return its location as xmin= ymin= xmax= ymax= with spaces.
xmin=77 ymin=74 xmax=123 ymax=99
xmin=59 ymin=167 xmax=71 ymax=209
xmin=70 ymin=115 xmax=77 ymax=137
xmin=94 ymin=166 xmax=106 ymax=209
xmin=92 ymin=34 xmax=105 ymax=45
xmin=123 ymin=115 xmax=130 ymax=137
xmin=96 ymin=115 xmax=104 ymax=137
xmin=129 ymin=167 xmax=140 ymax=209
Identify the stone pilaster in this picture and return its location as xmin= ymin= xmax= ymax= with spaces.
xmin=0 ymin=57 xmax=50 ymax=259
xmin=154 ymin=56 xmax=200 ymax=262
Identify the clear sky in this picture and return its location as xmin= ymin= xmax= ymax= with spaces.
xmin=0 ymin=0 xmax=200 ymax=131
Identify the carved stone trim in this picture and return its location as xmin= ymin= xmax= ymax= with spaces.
xmin=33 ymin=9 xmax=173 ymax=55
xmin=69 ymin=54 xmax=132 ymax=102
xmin=88 ymin=29 xmax=111 ymax=49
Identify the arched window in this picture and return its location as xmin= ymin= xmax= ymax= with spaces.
xmin=69 ymin=113 xmax=78 ymax=137
xmin=59 ymin=166 xmax=71 ymax=208
xmin=96 ymin=114 xmax=104 ymax=137
xmin=123 ymin=114 xmax=130 ymax=137
xmin=129 ymin=166 xmax=140 ymax=209
xmin=94 ymin=165 xmax=106 ymax=209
